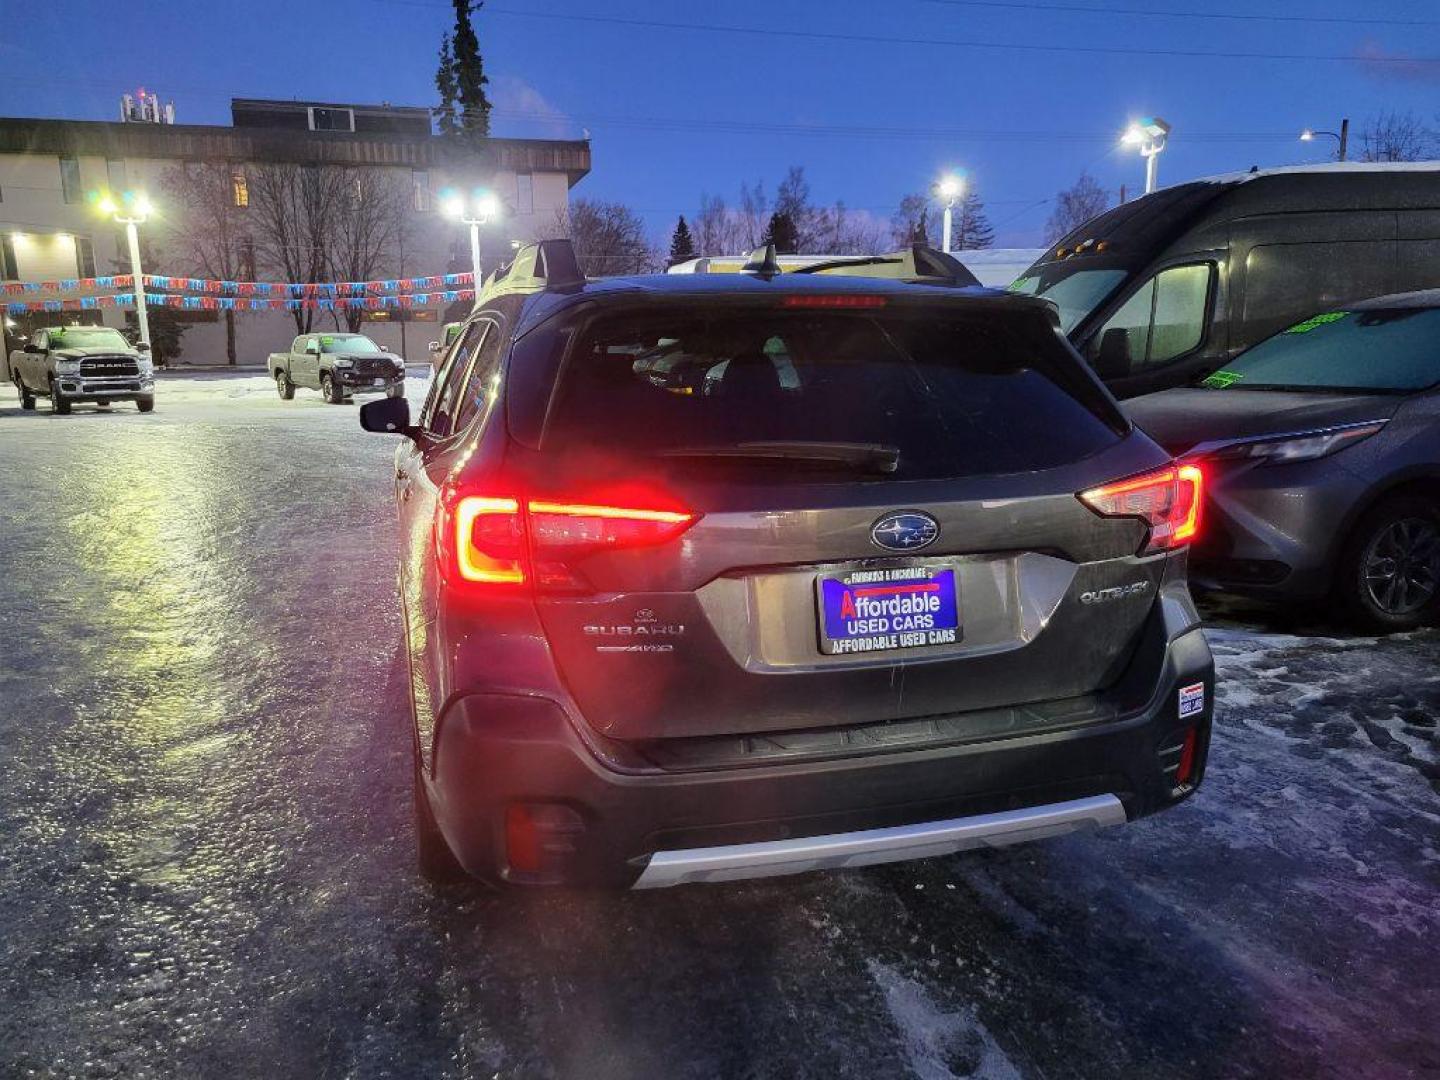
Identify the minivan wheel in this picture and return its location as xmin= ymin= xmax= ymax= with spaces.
xmin=1338 ymin=496 xmax=1440 ymax=632
xmin=275 ymin=370 xmax=295 ymax=400
xmin=413 ymin=754 xmax=466 ymax=883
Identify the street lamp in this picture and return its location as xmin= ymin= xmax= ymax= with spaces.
xmin=1121 ymin=117 xmax=1171 ymax=196
xmin=1300 ymin=118 xmax=1349 ymax=161
xmin=441 ymin=189 xmax=502 ymax=307
xmin=93 ymin=189 xmax=154 ymax=347
xmin=936 ymin=171 xmax=966 ymax=254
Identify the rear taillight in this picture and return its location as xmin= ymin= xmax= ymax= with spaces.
xmin=441 ymin=493 xmax=698 ymax=591
xmin=1079 ymin=464 xmax=1203 ymax=554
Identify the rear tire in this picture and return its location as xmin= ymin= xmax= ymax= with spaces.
xmin=275 ymin=370 xmax=295 ymax=400
xmin=413 ymin=752 xmax=466 ymax=883
xmin=50 ymin=381 xmax=71 ymax=415
xmin=322 ymin=373 xmax=344 ymax=404
xmin=1336 ymin=495 xmax=1440 ymax=632
xmin=136 ymin=396 xmax=155 ymax=413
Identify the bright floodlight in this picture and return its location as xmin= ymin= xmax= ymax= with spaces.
xmin=937 ymin=174 xmax=964 ymax=200
xmin=475 ymin=192 xmax=501 ymax=219
xmin=97 ymin=195 xmax=118 ymax=216
xmin=1300 ymin=129 xmax=1315 ymax=142
xmin=133 ymin=194 xmax=153 ymax=218
xmin=441 ymin=194 xmax=466 ymax=219
xmin=1121 ymin=124 xmax=1146 ymax=146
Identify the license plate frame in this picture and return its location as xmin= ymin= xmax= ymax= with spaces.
xmin=815 ymin=565 xmax=961 ymax=656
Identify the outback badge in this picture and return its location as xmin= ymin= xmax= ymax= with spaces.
xmin=870 ymin=511 xmax=940 ymax=552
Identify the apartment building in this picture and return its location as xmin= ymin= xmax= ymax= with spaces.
xmin=0 ymin=96 xmax=591 ymax=363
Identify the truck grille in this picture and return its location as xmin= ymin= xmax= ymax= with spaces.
xmin=352 ymin=358 xmax=396 ymax=378
xmin=81 ymin=356 xmax=140 ymax=377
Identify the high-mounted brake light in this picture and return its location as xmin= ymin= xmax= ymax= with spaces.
xmin=779 ymin=294 xmax=887 ymax=309
xmin=443 ymin=493 xmax=698 ymax=591
xmin=1079 ymin=464 xmax=1203 ymax=554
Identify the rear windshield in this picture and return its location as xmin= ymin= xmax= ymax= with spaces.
xmin=539 ymin=306 xmax=1123 ymax=480
xmin=1201 ymin=308 xmax=1440 ymax=394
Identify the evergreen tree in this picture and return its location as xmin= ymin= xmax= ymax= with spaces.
xmin=761 ymin=211 xmax=800 ymax=254
xmin=450 ymin=0 xmax=492 ymax=140
xmin=433 ymin=33 xmax=458 ymax=136
xmin=951 ymin=191 xmax=994 ymax=250
xmin=668 ymin=215 xmax=697 ymax=265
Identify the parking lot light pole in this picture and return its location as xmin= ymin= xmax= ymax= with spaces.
xmin=96 ymin=191 xmax=153 ymax=347
xmin=1122 ymin=118 xmax=1172 ymax=195
xmin=936 ymin=173 xmax=965 ymax=253
xmin=1300 ymin=118 xmax=1349 ymax=161
xmin=442 ymin=191 xmax=502 ymax=310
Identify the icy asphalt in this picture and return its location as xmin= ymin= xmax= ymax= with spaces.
xmin=0 ymin=372 xmax=1436 ymax=1080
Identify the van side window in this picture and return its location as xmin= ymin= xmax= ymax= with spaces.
xmin=1091 ymin=264 xmax=1212 ymax=374
xmin=1242 ymin=242 xmax=1394 ymax=345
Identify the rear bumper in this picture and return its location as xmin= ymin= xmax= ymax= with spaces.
xmin=427 ymin=620 xmax=1214 ymax=888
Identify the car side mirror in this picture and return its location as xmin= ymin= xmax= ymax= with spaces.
xmin=135 ymin=342 xmax=151 ymax=353
xmin=26 ymin=342 xmax=45 ymax=354
xmin=1093 ymin=327 xmax=1133 ymax=382
xmin=360 ymin=395 xmax=422 ymax=441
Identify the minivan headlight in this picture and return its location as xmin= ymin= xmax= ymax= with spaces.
xmin=1209 ymin=421 xmax=1387 ymax=465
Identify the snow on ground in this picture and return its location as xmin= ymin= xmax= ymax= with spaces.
xmin=0 ymin=372 xmax=1435 ymax=1079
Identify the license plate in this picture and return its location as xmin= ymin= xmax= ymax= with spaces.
xmin=817 ymin=566 xmax=960 ymax=655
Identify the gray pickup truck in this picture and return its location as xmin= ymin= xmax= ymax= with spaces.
xmin=269 ymin=332 xmax=406 ymax=404
xmin=8 ymin=325 xmax=155 ymax=413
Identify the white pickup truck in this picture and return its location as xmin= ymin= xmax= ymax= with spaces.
xmin=269 ymin=332 xmax=406 ymax=404
xmin=8 ymin=325 xmax=155 ymax=414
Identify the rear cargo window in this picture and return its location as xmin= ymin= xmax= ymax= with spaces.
xmin=540 ymin=307 xmax=1123 ymax=479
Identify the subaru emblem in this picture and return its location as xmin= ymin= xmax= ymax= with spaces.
xmin=870 ymin=511 xmax=940 ymax=552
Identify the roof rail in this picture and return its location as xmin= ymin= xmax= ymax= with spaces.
xmin=741 ymin=243 xmax=783 ymax=279
xmin=476 ymin=238 xmax=587 ymax=303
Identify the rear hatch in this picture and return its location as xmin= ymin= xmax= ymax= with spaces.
xmin=504 ymin=294 xmax=1172 ymax=742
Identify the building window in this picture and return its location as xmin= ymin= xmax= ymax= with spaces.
xmin=59 ymin=157 xmax=82 ymax=204
xmin=308 ymin=106 xmax=355 ymax=132
xmin=516 ymin=172 xmax=534 ymax=214
xmin=412 ymin=169 xmax=431 ymax=212
xmin=232 ymin=173 xmax=249 ymax=208
xmin=75 ymin=237 xmax=96 ymax=278
xmin=107 ymin=159 xmax=127 ymax=193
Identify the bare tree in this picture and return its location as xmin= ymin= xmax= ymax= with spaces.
xmin=1044 ymin=173 xmax=1111 ymax=245
xmin=736 ymin=180 xmax=769 ymax=252
xmin=891 ymin=193 xmax=934 ymax=247
xmin=1358 ymin=111 xmax=1435 ymax=162
xmin=543 ymin=198 xmax=654 ymax=276
xmin=160 ymin=162 xmax=253 ymax=364
xmin=693 ymin=193 xmax=733 ymax=256
xmin=327 ymin=169 xmax=410 ymax=332
xmin=248 ymin=163 xmax=346 ymax=332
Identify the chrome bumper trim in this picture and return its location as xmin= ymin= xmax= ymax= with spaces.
xmin=632 ymin=793 xmax=1127 ymax=889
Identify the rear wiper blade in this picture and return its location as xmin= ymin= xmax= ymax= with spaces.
xmin=659 ymin=441 xmax=901 ymax=474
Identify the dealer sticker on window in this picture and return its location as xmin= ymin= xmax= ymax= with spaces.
xmin=1178 ymin=682 xmax=1206 ymax=719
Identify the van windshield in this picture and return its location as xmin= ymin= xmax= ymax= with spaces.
xmin=1200 ymin=308 xmax=1440 ymax=394
xmin=542 ymin=305 xmax=1124 ymax=481
xmin=1011 ymin=266 xmax=1129 ymax=333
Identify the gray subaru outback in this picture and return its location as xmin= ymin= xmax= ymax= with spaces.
xmin=361 ymin=240 xmax=1214 ymax=889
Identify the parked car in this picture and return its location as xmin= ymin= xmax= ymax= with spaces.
xmin=359 ymin=240 xmax=1214 ymax=889
xmin=9 ymin=324 xmax=155 ymax=413
xmin=269 ymin=332 xmax=405 ymax=404
xmin=1125 ymin=291 xmax=1440 ymax=631
xmin=1014 ymin=164 xmax=1440 ymax=398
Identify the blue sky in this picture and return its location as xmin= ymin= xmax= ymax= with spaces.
xmin=4 ymin=0 xmax=1438 ymax=248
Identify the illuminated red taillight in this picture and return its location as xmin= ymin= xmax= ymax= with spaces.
xmin=442 ymin=493 xmax=698 ymax=591
xmin=779 ymin=294 xmax=887 ymax=309
xmin=1079 ymin=463 xmax=1203 ymax=554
